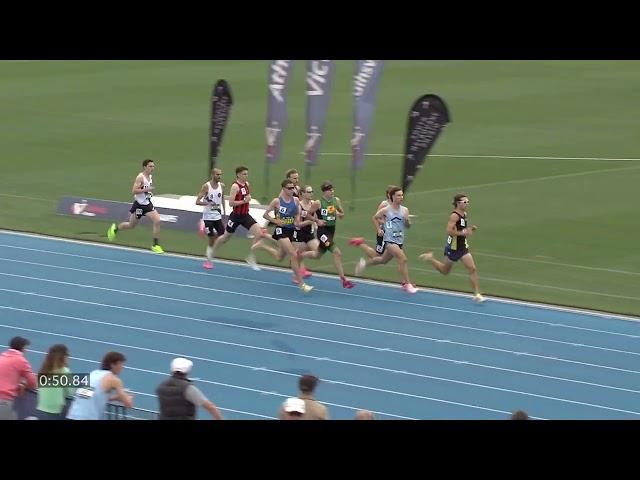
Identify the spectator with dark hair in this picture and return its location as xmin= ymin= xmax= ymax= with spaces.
xmin=511 ymin=410 xmax=530 ymax=420
xmin=0 ymin=337 xmax=37 ymax=420
xmin=36 ymin=344 xmax=75 ymax=420
xmin=67 ymin=351 xmax=133 ymax=420
xmin=156 ymin=358 xmax=223 ymax=420
xmin=278 ymin=374 xmax=329 ymax=420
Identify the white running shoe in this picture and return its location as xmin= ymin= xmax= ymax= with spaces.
xmin=473 ymin=293 xmax=487 ymax=303
xmin=300 ymin=283 xmax=314 ymax=293
xmin=354 ymin=258 xmax=366 ymax=276
xmin=245 ymin=253 xmax=261 ymax=271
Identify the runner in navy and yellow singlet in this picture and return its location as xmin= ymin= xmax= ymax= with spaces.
xmin=298 ymin=181 xmax=354 ymax=289
xmin=419 ymin=193 xmax=486 ymax=303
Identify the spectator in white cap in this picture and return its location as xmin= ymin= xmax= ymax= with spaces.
xmin=156 ymin=357 xmax=223 ymax=420
xmin=280 ymin=397 xmax=306 ymax=420
xmin=277 ymin=374 xmax=328 ymax=420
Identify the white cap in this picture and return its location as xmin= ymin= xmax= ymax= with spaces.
xmin=282 ymin=397 xmax=306 ymax=414
xmin=170 ymin=357 xmax=193 ymax=374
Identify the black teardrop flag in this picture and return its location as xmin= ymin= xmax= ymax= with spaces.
xmin=209 ymin=79 xmax=233 ymax=172
xmin=402 ymin=94 xmax=451 ymax=193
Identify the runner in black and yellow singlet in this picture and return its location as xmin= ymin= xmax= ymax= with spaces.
xmin=419 ymin=193 xmax=486 ymax=303
xmin=445 ymin=210 xmax=469 ymax=262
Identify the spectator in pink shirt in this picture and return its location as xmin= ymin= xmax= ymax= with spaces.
xmin=0 ymin=337 xmax=37 ymax=420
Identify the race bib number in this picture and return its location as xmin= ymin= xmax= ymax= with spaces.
xmin=275 ymin=227 xmax=282 ymax=235
xmin=321 ymin=208 xmax=335 ymax=221
xmin=278 ymin=206 xmax=287 ymax=214
xmin=375 ymin=244 xmax=384 ymax=253
xmin=460 ymin=218 xmax=466 ymax=227
xmin=76 ymin=387 xmax=94 ymax=399
xmin=227 ymin=220 xmax=234 ymax=228
xmin=292 ymin=231 xmax=298 ymax=240
xmin=385 ymin=221 xmax=393 ymax=229
xmin=241 ymin=188 xmax=247 ymax=195
xmin=135 ymin=208 xmax=143 ymax=216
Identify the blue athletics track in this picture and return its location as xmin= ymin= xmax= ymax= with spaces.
xmin=1 ymin=230 xmax=639 ymax=420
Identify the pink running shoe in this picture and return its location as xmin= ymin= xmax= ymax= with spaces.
xmin=203 ymin=261 xmax=213 ymax=270
xmin=300 ymin=267 xmax=312 ymax=278
xmin=401 ymin=283 xmax=418 ymax=294
xmin=349 ymin=237 xmax=364 ymax=246
xmin=341 ymin=277 xmax=354 ymax=289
